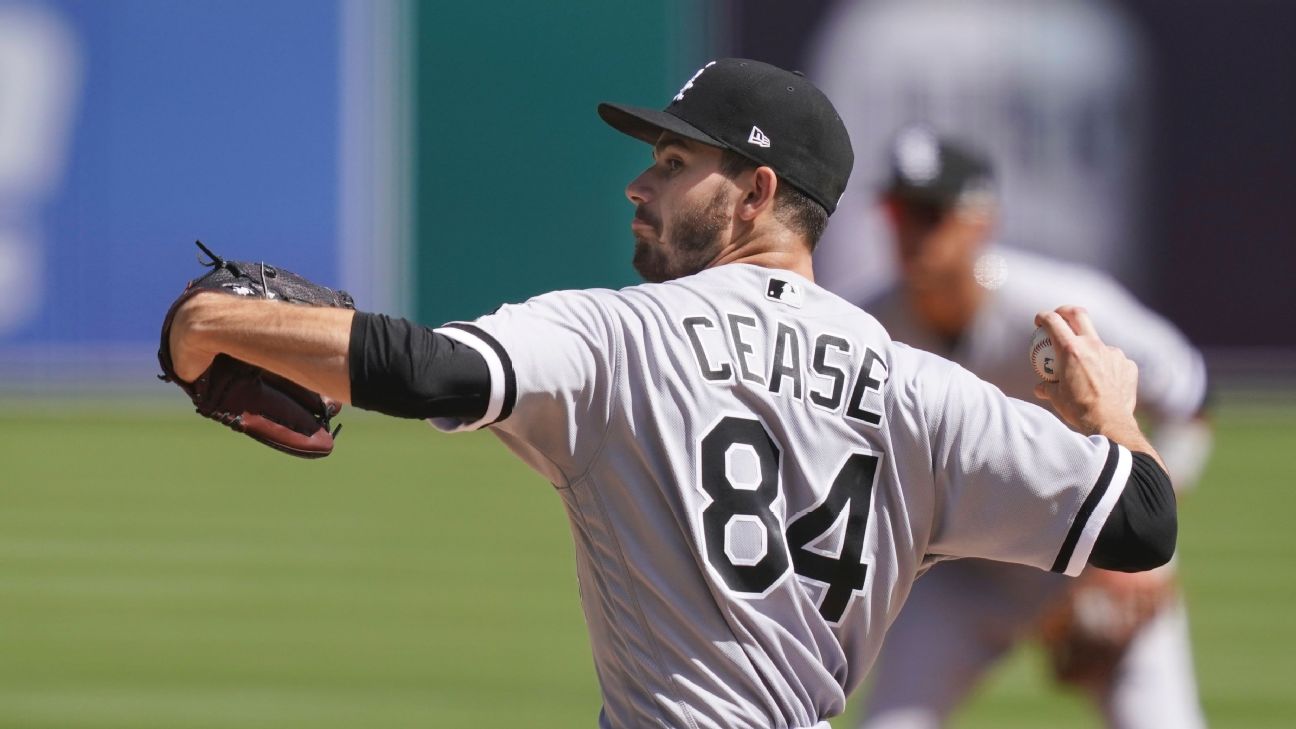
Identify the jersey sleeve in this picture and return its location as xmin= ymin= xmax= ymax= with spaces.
xmin=904 ymin=348 xmax=1131 ymax=575
xmin=428 ymin=289 xmax=620 ymax=486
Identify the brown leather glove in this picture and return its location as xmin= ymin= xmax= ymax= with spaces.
xmin=1039 ymin=566 xmax=1178 ymax=690
xmin=158 ymin=241 xmax=355 ymax=458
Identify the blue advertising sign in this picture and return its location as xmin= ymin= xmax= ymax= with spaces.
xmin=0 ymin=0 xmax=340 ymax=389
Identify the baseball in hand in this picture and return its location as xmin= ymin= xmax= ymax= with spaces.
xmin=1030 ymin=325 xmax=1059 ymax=382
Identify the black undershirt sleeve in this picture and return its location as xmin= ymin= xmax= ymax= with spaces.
xmin=1087 ymin=451 xmax=1178 ymax=572
xmin=348 ymin=311 xmax=491 ymax=421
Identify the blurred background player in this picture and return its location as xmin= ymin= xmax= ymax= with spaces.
xmin=807 ymin=0 xmax=1152 ymax=305
xmin=855 ymin=127 xmax=1212 ymax=729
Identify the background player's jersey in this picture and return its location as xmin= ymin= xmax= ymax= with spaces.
xmin=866 ymin=247 xmax=1208 ymax=423
xmin=866 ymin=246 xmax=1210 ymax=491
xmin=431 ymin=263 xmax=1130 ymax=729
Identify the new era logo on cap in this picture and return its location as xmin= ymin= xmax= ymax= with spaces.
xmin=748 ymin=126 xmax=771 ymax=148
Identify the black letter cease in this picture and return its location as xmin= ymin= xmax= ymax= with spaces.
xmin=684 ymin=316 xmax=732 ymax=382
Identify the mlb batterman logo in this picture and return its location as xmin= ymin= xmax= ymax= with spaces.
xmin=765 ymin=277 xmax=804 ymax=308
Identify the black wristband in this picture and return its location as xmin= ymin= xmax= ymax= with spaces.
xmin=348 ymin=312 xmax=491 ymax=421
xmin=1088 ymin=452 xmax=1178 ymax=572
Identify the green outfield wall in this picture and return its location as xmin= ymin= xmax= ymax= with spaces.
xmin=411 ymin=2 xmax=717 ymax=325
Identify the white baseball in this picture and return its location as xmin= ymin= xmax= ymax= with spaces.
xmin=1030 ymin=325 xmax=1059 ymax=382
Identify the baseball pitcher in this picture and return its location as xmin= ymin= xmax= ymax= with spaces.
xmin=160 ymin=60 xmax=1178 ymax=729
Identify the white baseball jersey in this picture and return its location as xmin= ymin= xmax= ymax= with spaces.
xmin=430 ymin=263 xmax=1131 ymax=729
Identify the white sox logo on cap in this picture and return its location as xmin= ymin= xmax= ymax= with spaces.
xmin=674 ymin=61 xmax=716 ymax=102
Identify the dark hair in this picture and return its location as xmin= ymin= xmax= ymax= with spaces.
xmin=719 ymin=150 xmax=829 ymax=250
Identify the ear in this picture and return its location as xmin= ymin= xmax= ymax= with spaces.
xmin=736 ymin=166 xmax=779 ymax=222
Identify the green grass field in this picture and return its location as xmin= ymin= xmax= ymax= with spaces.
xmin=1 ymin=397 xmax=1292 ymax=728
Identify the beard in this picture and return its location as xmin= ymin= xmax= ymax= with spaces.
xmin=632 ymin=186 xmax=731 ymax=283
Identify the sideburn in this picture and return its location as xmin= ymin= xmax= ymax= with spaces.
xmin=668 ymin=185 xmax=732 ymax=266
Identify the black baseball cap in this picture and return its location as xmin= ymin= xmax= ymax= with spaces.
xmin=598 ymin=58 xmax=854 ymax=215
xmin=883 ymin=126 xmax=995 ymax=211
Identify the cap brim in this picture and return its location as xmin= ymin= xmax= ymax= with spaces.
xmin=597 ymin=103 xmax=723 ymax=148
xmin=882 ymin=183 xmax=958 ymax=212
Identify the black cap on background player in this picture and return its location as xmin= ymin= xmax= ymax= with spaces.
xmin=883 ymin=125 xmax=995 ymax=216
xmin=597 ymin=58 xmax=854 ymax=215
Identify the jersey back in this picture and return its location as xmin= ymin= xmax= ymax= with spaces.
xmin=433 ymin=263 xmax=1127 ymax=729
